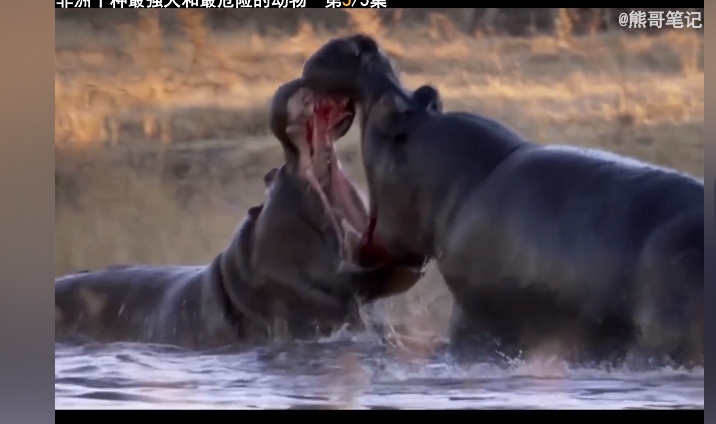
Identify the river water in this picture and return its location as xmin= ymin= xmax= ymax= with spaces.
xmin=55 ymin=330 xmax=704 ymax=409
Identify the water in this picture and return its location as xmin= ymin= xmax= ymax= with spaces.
xmin=55 ymin=331 xmax=704 ymax=409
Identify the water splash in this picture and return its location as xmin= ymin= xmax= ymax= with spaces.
xmin=56 ymin=326 xmax=703 ymax=409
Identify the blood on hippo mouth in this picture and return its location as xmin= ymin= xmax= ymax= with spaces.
xmin=285 ymin=89 xmax=396 ymax=267
xmin=307 ymin=99 xmax=399 ymax=268
xmin=294 ymin=95 xmax=369 ymax=256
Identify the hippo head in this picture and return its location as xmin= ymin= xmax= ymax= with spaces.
xmin=350 ymin=90 xmax=441 ymax=268
xmin=301 ymin=34 xmax=402 ymax=107
xmin=298 ymin=36 xmax=439 ymax=269
xmin=269 ymin=78 xmax=368 ymax=257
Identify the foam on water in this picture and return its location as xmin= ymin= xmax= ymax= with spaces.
xmin=55 ymin=328 xmax=704 ymax=409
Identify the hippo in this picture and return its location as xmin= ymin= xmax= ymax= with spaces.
xmin=300 ymin=34 xmax=704 ymax=366
xmin=55 ymin=76 xmax=421 ymax=348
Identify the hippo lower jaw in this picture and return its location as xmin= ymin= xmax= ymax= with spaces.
xmin=285 ymin=90 xmax=368 ymax=257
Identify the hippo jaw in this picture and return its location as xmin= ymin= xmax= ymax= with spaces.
xmin=301 ymin=34 xmax=401 ymax=104
xmin=300 ymin=36 xmax=412 ymax=268
xmin=284 ymin=87 xmax=368 ymax=257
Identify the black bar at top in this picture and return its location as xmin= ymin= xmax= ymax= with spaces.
xmin=55 ymin=0 xmax=393 ymax=7
xmin=56 ymin=1 xmax=705 ymax=8
xmin=55 ymin=1 xmax=706 ymax=10
xmin=55 ymin=0 xmax=706 ymax=8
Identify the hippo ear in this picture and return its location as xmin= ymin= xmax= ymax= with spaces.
xmin=345 ymin=35 xmax=384 ymax=67
xmin=349 ymin=34 xmax=380 ymax=54
xmin=247 ymin=204 xmax=264 ymax=219
xmin=413 ymin=85 xmax=443 ymax=113
xmin=263 ymin=168 xmax=279 ymax=187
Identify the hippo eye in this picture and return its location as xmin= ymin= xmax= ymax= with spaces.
xmin=395 ymin=132 xmax=407 ymax=143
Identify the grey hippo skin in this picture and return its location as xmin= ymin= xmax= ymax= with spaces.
xmin=266 ymin=77 xmax=424 ymax=303
xmin=301 ymin=34 xmax=704 ymax=367
xmin=55 ymin=76 xmax=420 ymax=349
xmin=55 ymin=203 xmax=268 ymax=348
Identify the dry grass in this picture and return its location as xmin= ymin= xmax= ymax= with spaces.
xmin=55 ymin=11 xmax=704 ymax=336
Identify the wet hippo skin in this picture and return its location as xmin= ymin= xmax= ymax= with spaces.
xmin=300 ymin=34 xmax=704 ymax=366
xmin=55 ymin=75 xmax=420 ymax=348
xmin=54 ymin=173 xmax=356 ymax=347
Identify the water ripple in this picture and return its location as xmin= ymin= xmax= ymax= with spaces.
xmin=55 ymin=336 xmax=704 ymax=409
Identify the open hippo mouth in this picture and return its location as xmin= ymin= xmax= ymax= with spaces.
xmin=298 ymin=36 xmax=414 ymax=268
xmin=285 ymin=89 xmax=368 ymax=256
xmin=303 ymin=95 xmax=397 ymax=268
